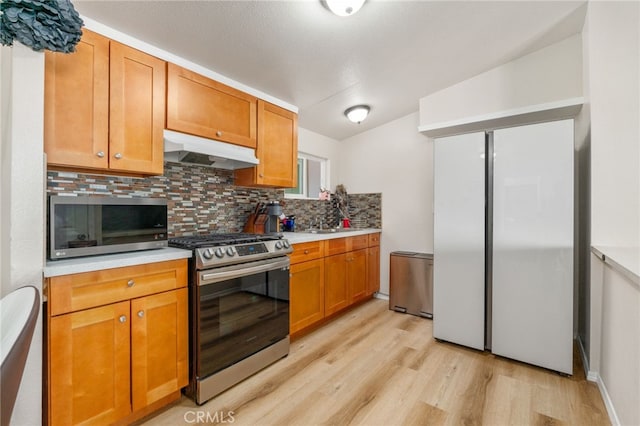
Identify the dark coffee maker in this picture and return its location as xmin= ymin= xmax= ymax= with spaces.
xmin=264 ymin=201 xmax=282 ymax=234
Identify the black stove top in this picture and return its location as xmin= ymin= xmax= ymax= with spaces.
xmin=168 ymin=233 xmax=282 ymax=250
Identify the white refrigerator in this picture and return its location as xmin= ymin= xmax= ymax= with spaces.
xmin=433 ymin=119 xmax=574 ymax=374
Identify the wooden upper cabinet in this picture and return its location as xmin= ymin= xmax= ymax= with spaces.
xmin=109 ymin=42 xmax=166 ymax=175
xmin=45 ymin=29 xmax=110 ymax=169
xmin=166 ymin=63 xmax=257 ymax=148
xmin=44 ymin=29 xmax=166 ymax=176
xmin=235 ymin=100 xmax=298 ymax=188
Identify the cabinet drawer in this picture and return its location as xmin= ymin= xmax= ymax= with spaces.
xmin=350 ymin=235 xmax=369 ymax=251
xmin=290 ymin=241 xmax=325 ymax=264
xmin=368 ymin=232 xmax=381 ymax=247
xmin=49 ymin=259 xmax=188 ymax=316
xmin=325 ymin=238 xmax=348 ymax=256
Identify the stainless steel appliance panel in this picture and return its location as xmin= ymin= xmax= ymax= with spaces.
xmin=193 ymin=255 xmax=290 ymax=404
xmin=49 ymin=195 xmax=168 ymax=260
xmin=389 ymin=251 xmax=433 ymax=318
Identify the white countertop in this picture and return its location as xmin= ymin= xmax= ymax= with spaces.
xmin=283 ymin=229 xmax=381 ymax=244
xmin=591 ymin=246 xmax=640 ymax=285
xmin=44 ymin=247 xmax=192 ymax=277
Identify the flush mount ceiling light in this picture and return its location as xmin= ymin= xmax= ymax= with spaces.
xmin=324 ymin=0 xmax=366 ymax=17
xmin=344 ymin=105 xmax=370 ymax=124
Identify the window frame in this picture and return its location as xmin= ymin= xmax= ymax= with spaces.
xmin=284 ymin=152 xmax=328 ymax=200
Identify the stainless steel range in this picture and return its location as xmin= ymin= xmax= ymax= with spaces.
xmin=169 ymin=233 xmax=292 ymax=405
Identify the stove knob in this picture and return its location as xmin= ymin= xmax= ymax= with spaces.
xmin=214 ymin=247 xmax=225 ymax=258
xmin=275 ymin=241 xmax=283 ymax=250
xmin=282 ymin=240 xmax=290 ymax=249
xmin=226 ymin=247 xmax=236 ymax=256
xmin=203 ymin=248 xmax=214 ymax=259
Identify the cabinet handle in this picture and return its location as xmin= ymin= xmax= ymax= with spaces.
xmin=216 ymin=131 xmax=222 ymax=137
xmin=259 ymin=174 xmax=264 ymax=178
xmin=304 ymin=250 xmax=309 ymax=254
xmin=119 ymin=315 xmax=127 ymax=323
xmin=137 ymin=310 xmax=144 ymax=318
xmin=127 ymin=280 xmax=135 ymax=287
xmin=114 ymin=152 xmax=122 ymax=159
xmin=96 ymin=151 xmax=105 ymax=158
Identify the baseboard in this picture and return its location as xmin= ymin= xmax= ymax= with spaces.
xmin=580 ymin=335 xmax=622 ymax=426
xmin=588 ymin=372 xmax=621 ymax=426
xmin=373 ymin=292 xmax=389 ymax=301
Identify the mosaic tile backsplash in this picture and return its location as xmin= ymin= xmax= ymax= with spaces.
xmin=284 ymin=193 xmax=382 ymax=231
xmin=46 ymin=162 xmax=381 ymax=236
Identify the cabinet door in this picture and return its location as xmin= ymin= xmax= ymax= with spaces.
xmin=109 ymin=42 xmax=166 ymax=175
xmin=44 ymin=29 xmax=109 ymax=169
xmin=50 ymin=302 xmax=131 ymax=426
xmin=166 ymin=63 xmax=257 ymax=148
xmin=290 ymin=258 xmax=325 ymax=334
xmin=131 ymin=288 xmax=189 ymax=411
xmin=347 ymin=249 xmax=368 ymax=303
xmin=234 ymin=100 xmax=298 ymax=188
xmin=367 ymin=245 xmax=380 ymax=295
xmin=324 ymin=254 xmax=348 ymax=316
xmin=256 ymin=100 xmax=298 ymax=187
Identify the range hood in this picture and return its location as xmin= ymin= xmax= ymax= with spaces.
xmin=163 ymin=129 xmax=259 ymax=170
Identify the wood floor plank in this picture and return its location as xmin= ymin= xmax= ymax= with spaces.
xmin=140 ymin=299 xmax=610 ymax=426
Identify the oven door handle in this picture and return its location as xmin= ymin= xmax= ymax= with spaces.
xmin=199 ymin=257 xmax=290 ymax=285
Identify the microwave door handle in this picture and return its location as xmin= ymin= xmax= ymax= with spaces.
xmin=199 ymin=258 xmax=290 ymax=285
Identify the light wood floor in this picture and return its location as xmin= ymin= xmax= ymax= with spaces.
xmin=142 ymin=299 xmax=609 ymax=426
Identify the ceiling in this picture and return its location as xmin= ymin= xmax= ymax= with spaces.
xmin=73 ymin=0 xmax=587 ymax=141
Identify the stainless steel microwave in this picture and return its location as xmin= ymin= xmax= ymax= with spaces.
xmin=49 ymin=196 xmax=168 ymax=260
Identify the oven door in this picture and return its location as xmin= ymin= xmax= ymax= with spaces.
xmin=195 ymin=256 xmax=290 ymax=379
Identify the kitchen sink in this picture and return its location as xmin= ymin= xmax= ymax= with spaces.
xmin=306 ymin=228 xmax=359 ymax=234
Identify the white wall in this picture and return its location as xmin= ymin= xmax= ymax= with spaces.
xmin=297 ymin=127 xmax=342 ymax=190
xmin=588 ymin=2 xmax=640 ymax=247
xmin=338 ymin=112 xmax=432 ymax=295
xmin=0 ymin=44 xmax=45 ymax=426
xmin=586 ymin=2 xmax=640 ymax=425
xmin=419 ymin=33 xmax=583 ymax=127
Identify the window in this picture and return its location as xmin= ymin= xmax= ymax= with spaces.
xmin=284 ymin=152 xmax=328 ymax=199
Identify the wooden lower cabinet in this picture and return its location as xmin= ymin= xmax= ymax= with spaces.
xmin=47 ymin=260 xmax=188 ymax=426
xmin=50 ymin=302 xmax=131 ymax=426
xmin=324 ymin=253 xmax=349 ymax=316
xmin=325 ymin=249 xmax=368 ymax=315
xmin=289 ymin=259 xmax=324 ymax=334
xmin=291 ymin=234 xmax=380 ymax=336
xmin=131 ymin=289 xmax=188 ymax=411
xmin=367 ymin=245 xmax=381 ymax=295
xmin=347 ymin=249 xmax=368 ymax=303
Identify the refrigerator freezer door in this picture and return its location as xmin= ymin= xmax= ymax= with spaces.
xmin=433 ymin=132 xmax=486 ymax=350
xmin=492 ymin=119 xmax=574 ymax=374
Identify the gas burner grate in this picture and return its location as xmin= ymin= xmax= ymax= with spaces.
xmin=168 ymin=233 xmax=282 ymax=250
